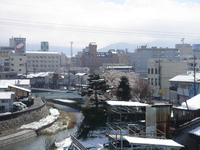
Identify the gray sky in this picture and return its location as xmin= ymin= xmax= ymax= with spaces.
xmin=0 ymin=0 xmax=200 ymax=51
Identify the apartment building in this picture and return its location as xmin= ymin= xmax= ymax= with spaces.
xmin=26 ymin=51 xmax=61 ymax=73
xmin=131 ymin=45 xmax=180 ymax=77
xmin=148 ymin=59 xmax=188 ymax=100
xmin=81 ymin=42 xmax=119 ymax=72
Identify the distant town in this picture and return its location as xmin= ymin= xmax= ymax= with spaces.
xmin=1 ymin=37 xmax=200 ymax=149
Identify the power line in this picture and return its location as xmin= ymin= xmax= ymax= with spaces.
xmin=0 ymin=18 xmax=200 ymax=39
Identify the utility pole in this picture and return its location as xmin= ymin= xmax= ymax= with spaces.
xmin=194 ymin=54 xmax=196 ymax=96
xmin=68 ymin=41 xmax=73 ymax=87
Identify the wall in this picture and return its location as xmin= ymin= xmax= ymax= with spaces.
xmin=0 ymin=99 xmax=49 ymax=134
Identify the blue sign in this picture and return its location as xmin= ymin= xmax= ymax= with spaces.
xmin=14 ymin=38 xmax=26 ymax=42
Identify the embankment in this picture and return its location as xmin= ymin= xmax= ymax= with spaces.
xmin=0 ymin=97 xmax=49 ymax=147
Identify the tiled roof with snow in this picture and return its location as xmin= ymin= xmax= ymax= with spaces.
xmin=169 ymin=73 xmax=200 ymax=83
xmin=177 ymin=94 xmax=200 ymax=110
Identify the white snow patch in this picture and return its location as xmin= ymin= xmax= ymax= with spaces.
xmin=20 ymin=108 xmax=60 ymax=130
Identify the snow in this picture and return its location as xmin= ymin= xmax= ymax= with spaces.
xmin=106 ymin=100 xmax=149 ymax=107
xmin=177 ymin=94 xmax=200 ymax=110
xmin=20 ymin=108 xmax=60 ymax=130
xmin=55 ymin=130 xmax=108 ymax=150
xmin=124 ymin=136 xmax=184 ymax=148
xmin=189 ymin=126 xmax=200 ymax=136
xmin=54 ymin=99 xmax=76 ymax=103
xmin=169 ymin=73 xmax=200 ymax=83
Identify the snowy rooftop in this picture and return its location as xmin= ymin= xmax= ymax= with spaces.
xmin=7 ymin=84 xmax=31 ymax=92
xmin=169 ymin=73 xmax=200 ymax=83
xmin=189 ymin=125 xmax=200 ymax=137
xmin=0 ymin=79 xmax=30 ymax=85
xmin=27 ymin=72 xmax=53 ymax=78
xmin=124 ymin=136 xmax=184 ymax=148
xmin=177 ymin=94 xmax=200 ymax=110
xmin=106 ymin=101 xmax=149 ymax=107
xmin=26 ymin=51 xmax=59 ymax=54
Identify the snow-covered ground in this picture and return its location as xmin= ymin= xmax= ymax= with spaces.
xmin=55 ymin=130 xmax=108 ymax=150
xmin=20 ymin=108 xmax=60 ymax=130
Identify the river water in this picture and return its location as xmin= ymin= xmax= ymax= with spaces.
xmin=2 ymin=92 xmax=83 ymax=150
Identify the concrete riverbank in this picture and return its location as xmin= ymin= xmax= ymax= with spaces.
xmin=0 ymin=98 xmax=49 ymax=147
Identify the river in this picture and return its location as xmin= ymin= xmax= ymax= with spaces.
xmin=2 ymin=92 xmax=83 ymax=150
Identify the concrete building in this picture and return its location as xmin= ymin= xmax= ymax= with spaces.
xmin=26 ymin=51 xmax=61 ymax=73
xmin=81 ymin=42 xmax=119 ymax=72
xmin=0 ymin=92 xmax=15 ymax=112
xmin=169 ymin=72 xmax=200 ymax=105
xmin=131 ymin=45 xmax=180 ymax=77
xmin=9 ymin=51 xmax=27 ymax=74
xmin=148 ymin=59 xmax=188 ymax=100
xmin=41 ymin=41 xmax=49 ymax=51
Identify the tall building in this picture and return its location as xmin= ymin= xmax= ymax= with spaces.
xmin=131 ymin=45 xmax=180 ymax=77
xmin=26 ymin=51 xmax=61 ymax=73
xmin=41 ymin=41 xmax=49 ymax=51
xmin=148 ymin=59 xmax=188 ymax=100
xmin=81 ymin=42 xmax=119 ymax=72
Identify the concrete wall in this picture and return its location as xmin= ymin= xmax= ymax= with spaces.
xmin=0 ymin=99 xmax=49 ymax=134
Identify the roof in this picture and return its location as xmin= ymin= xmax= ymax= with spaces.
xmin=0 ymin=92 xmax=15 ymax=99
xmin=0 ymin=79 xmax=30 ymax=85
xmin=123 ymin=136 xmax=184 ymax=148
xmin=106 ymin=101 xmax=149 ymax=107
xmin=177 ymin=93 xmax=200 ymax=110
xmin=27 ymin=72 xmax=53 ymax=78
xmin=26 ymin=51 xmax=59 ymax=54
xmin=7 ymin=84 xmax=31 ymax=92
xmin=75 ymin=73 xmax=86 ymax=76
xmin=189 ymin=125 xmax=200 ymax=136
xmin=169 ymin=73 xmax=200 ymax=83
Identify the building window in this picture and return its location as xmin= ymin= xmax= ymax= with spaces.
xmin=11 ymin=64 xmax=14 ymax=66
xmin=19 ymin=69 xmax=21 ymax=71
xmin=151 ymin=68 xmax=154 ymax=74
xmin=19 ymin=58 xmax=22 ymax=61
xmin=151 ymin=78 xmax=153 ymax=85
xmin=155 ymin=68 xmax=158 ymax=74
xmin=148 ymin=68 xmax=150 ymax=74
xmin=155 ymin=78 xmax=157 ymax=85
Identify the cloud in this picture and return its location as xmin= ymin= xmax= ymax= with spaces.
xmin=0 ymin=0 xmax=200 ymax=51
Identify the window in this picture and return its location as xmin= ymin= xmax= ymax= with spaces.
xmin=19 ymin=69 xmax=21 ymax=71
xmin=151 ymin=78 xmax=153 ymax=85
xmin=19 ymin=58 xmax=22 ymax=61
xmin=11 ymin=64 xmax=14 ymax=66
xmin=151 ymin=68 xmax=154 ymax=74
xmin=148 ymin=68 xmax=150 ymax=74
xmin=155 ymin=78 xmax=157 ymax=85
xmin=155 ymin=68 xmax=158 ymax=74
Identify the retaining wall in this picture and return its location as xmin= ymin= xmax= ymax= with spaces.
xmin=0 ymin=98 xmax=49 ymax=134
xmin=0 ymin=129 xmax=37 ymax=147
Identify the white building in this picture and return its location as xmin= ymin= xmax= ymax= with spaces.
xmin=148 ymin=59 xmax=188 ymax=100
xmin=26 ymin=51 xmax=61 ymax=73
xmin=0 ymin=92 xmax=15 ymax=112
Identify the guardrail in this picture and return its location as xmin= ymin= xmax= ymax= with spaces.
xmin=68 ymin=134 xmax=87 ymax=150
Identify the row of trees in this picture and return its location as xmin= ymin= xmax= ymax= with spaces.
xmin=81 ymin=70 xmax=152 ymax=110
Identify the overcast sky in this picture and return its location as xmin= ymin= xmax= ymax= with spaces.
xmin=0 ymin=0 xmax=200 ymax=52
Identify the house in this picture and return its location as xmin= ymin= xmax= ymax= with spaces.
xmin=0 ymin=92 xmax=15 ymax=112
xmin=169 ymin=72 xmax=200 ymax=105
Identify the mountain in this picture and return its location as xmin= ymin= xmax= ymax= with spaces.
xmin=98 ymin=42 xmax=137 ymax=53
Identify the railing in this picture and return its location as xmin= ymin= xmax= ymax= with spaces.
xmin=69 ymin=134 xmax=87 ymax=150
